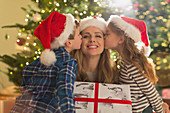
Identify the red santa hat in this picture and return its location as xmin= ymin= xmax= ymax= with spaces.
xmin=80 ymin=15 xmax=106 ymax=33
xmin=108 ymin=15 xmax=151 ymax=57
xmin=34 ymin=11 xmax=75 ymax=66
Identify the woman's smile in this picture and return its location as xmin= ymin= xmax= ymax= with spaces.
xmin=87 ymin=44 xmax=98 ymax=49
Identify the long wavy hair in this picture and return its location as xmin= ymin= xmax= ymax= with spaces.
xmin=71 ymin=48 xmax=118 ymax=84
xmin=108 ymin=22 xmax=158 ymax=85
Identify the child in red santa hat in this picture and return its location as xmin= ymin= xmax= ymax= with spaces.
xmin=105 ymin=15 xmax=166 ymax=113
xmin=10 ymin=11 xmax=82 ymax=113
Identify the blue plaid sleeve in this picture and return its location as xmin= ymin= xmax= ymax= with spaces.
xmin=56 ymin=60 xmax=77 ymax=113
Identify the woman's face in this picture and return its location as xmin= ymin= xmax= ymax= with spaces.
xmin=105 ymin=26 xmax=122 ymax=50
xmin=81 ymin=27 xmax=104 ymax=56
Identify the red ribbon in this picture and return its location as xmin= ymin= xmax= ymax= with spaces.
xmin=75 ymin=83 xmax=132 ymax=113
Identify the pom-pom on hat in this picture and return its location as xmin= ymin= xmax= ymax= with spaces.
xmin=80 ymin=15 xmax=106 ymax=33
xmin=107 ymin=15 xmax=151 ymax=56
xmin=34 ymin=11 xmax=75 ymax=66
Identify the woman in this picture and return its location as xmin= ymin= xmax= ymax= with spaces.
xmin=71 ymin=16 xmax=118 ymax=83
xmin=72 ymin=15 xmax=169 ymax=113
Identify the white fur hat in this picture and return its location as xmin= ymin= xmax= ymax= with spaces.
xmin=108 ymin=15 xmax=151 ymax=57
xmin=34 ymin=11 xmax=75 ymax=66
xmin=80 ymin=15 xmax=106 ymax=33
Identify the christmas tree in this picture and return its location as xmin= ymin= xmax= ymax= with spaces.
xmin=0 ymin=0 xmax=128 ymax=88
xmin=0 ymin=0 xmax=169 ymax=90
xmin=133 ymin=0 xmax=170 ymax=87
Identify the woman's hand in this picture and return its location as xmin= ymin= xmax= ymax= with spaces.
xmin=162 ymin=102 xmax=170 ymax=113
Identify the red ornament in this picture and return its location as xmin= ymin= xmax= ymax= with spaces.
xmin=133 ymin=3 xmax=139 ymax=7
xmin=16 ymin=38 xmax=26 ymax=46
xmin=149 ymin=7 xmax=154 ymax=11
xmin=94 ymin=15 xmax=101 ymax=19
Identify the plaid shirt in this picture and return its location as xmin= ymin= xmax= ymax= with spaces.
xmin=10 ymin=47 xmax=77 ymax=113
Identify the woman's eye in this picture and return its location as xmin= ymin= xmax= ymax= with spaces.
xmin=83 ymin=35 xmax=89 ymax=38
xmin=96 ymin=35 xmax=102 ymax=38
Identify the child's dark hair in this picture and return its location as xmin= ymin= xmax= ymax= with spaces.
xmin=68 ymin=20 xmax=79 ymax=39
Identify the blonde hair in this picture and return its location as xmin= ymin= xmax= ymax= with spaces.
xmin=108 ymin=22 xmax=158 ymax=85
xmin=71 ymin=49 xmax=118 ymax=84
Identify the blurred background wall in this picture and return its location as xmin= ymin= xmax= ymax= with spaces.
xmin=0 ymin=0 xmax=34 ymax=95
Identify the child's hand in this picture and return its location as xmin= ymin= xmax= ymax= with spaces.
xmin=162 ymin=102 xmax=170 ymax=113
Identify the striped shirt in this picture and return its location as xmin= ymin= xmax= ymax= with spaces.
xmin=10 ymin=47 xmax=77 ymax=113
xmin=119 ymin=61 xmax=163 ymax=113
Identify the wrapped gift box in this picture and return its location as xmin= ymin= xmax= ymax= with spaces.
xmin=74 ymin=81 xmax=132 ymax=113
xmin=162 ymin=88 xmax=170 ymax=110
xmin=162 ymin=88 xmax=170 ymax=98
xmin=0 ymin=100 xmax=15 ymax=113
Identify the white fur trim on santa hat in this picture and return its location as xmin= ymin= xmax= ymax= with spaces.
xmin=51 ymin=14 xmax=75 ymax=49
xmin=143 ymin=45 xmax=151 ymax=57
xmin=108 ymin=15 xmax=141 ymax=43
xmin=40 ymin=49 xmax=56 ymax=66
xmin=135 ymin=42 xmax=151 ymax=57
xmin=80 ymin=17 xmax=106 ymax=33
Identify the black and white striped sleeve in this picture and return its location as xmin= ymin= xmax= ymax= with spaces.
xmin=127 ymin=65 xmax=164 ymax=113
